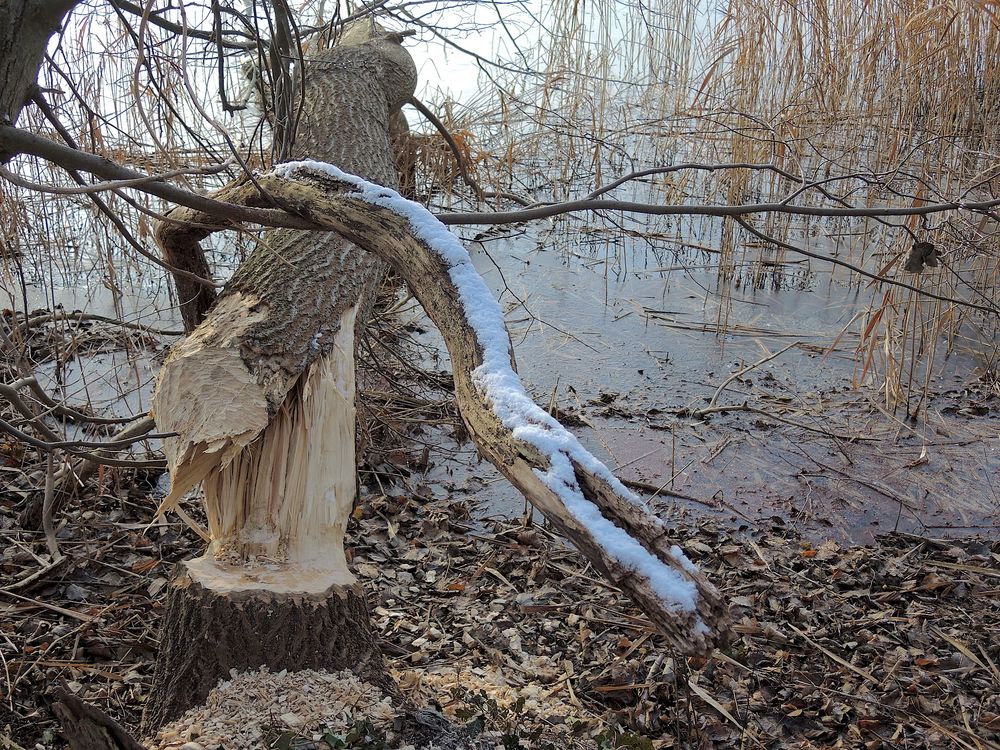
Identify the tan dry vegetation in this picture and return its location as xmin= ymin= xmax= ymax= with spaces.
xmin=439 ymin=0 xmax=1000 ymax=409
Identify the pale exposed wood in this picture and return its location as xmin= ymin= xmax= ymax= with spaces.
xmin=153 ymin=293 xmax=271 ymax=524
xmin=197 ymin=304 xmax=360 ymax=569
xmin=152 ymin=27 xmax=416 ymax=575
xmin=153 ymin=167 xmax=731 ymax=655
xmin=185 ymin=554 xmax=356 ymax=594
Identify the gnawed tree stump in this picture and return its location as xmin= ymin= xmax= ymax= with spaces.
xmin=144 ymin=23 xmax=416 ymax=731
xmin=142 ymin=567 xmax=392 ymax=731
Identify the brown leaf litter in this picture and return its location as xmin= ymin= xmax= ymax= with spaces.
xmin=2 ymin=478 xmax=996 ymax=750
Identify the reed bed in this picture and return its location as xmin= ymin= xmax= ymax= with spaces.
xmin=2 ymin=0 xmax=998 ymax=417
xmin=449 ymin=0 xmax=1000 ymax=410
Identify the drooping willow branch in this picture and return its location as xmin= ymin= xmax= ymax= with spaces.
xmin=27 ymin=90 xmax=221 ymax=296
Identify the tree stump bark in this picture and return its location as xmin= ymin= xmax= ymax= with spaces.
xmin=142 ymin=560 xmax=393 ymax=731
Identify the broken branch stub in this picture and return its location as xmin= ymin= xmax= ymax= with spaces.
xmin=157 ymin=164 xmax=731 ymax=654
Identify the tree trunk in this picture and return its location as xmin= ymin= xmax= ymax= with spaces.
xmin=141 ymin=565 xmax=393 ymax=731
xmin=0 ymin=0 xmax=81 ymax=138
xmin=145 ymin=25 xmax=417 ymax=731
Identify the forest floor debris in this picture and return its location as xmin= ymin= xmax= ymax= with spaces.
xmin=1 ymin=476 xmax=997 ymax=749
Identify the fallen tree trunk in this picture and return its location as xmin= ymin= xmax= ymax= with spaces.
xmin=154 ymin=163 xmax=732 ymax=657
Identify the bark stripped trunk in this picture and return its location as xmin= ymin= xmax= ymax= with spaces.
xmin=144 ymin=27 xmax=416 ymax=732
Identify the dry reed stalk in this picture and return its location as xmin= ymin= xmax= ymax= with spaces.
xmin=4 ymin=0 xmax=998 ymax=422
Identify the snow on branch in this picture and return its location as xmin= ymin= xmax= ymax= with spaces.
xmin=265 ymin=161 xmax=731 ymax=652
xmin=150 ymin=160 xmax=730 ymax=653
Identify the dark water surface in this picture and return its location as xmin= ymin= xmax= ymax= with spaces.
xmin=11 ymin=217 xmax=998 ymax=543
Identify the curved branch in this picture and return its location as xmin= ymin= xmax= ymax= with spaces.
xmin=8 ymin=124 xmax=999 ymax=239
xmin=2 ymin=375 xmax=149 ymax=425
xmin=7 ymin=128 xmax=989 ymax=315
xmin=0 ymin=160 xmax=233 ymax=195
xmin=15 ymin=312 xmax=184 ymax=338
xmin=28 ymin=90 xmax=222 ymax=294
xmin=109 ymin=0 xmax=257 ymax=47
xmin=0 ymin=415 xmax=172 ymax=452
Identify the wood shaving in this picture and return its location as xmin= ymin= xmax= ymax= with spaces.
xmin=145 ymin=667 xmax=397 ymax=749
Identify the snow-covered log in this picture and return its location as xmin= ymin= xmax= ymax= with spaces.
xmin=153 ymin=163 xmax=731 ymax=656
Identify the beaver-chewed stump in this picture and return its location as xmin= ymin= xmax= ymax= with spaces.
xmin=142 ymin=560 xmax=393 ymax=732
xmin=143 ymin=20 xmax=418 ymax=735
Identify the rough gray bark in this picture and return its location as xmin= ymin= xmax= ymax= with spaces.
xmin=223 ymin=37 xmax=413 ymax=382
xmin=156 ymin=223 xmax=217 ymax=333
xmin=142 ymin=565 xmax=393 ymax=731
xmin=0 ymin=0 xmax=80 ymax=136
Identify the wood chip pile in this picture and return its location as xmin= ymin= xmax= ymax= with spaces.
xmin=146 ymin=668 xmax=397 ymax=749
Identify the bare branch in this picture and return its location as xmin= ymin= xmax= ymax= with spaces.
xmin=0 ymin=159 xmax=234 ymax=195
xmin=42 ymin=451 xmax=62 ymax=561
xmin=435 ymin=191 xmax=1000 ymax=226
xmin=15 ymin=311 xmax=184 ymax=339
xmin=0 ymin=416 xmax=172 ymax=452
xmin=153 ymin=164 xmax=731 ymax=654
xmin=0 ymin=126 xmax=313 ymax=229
xmin=4 ymin=126 xmax=994 ymax=318
xmin=109 ymin=0 xmax=257 ymax=48
xmin=28 ymin=90 xmax=223 ymax=293
xmin=2 ymin=375 xmax=149 ymax=425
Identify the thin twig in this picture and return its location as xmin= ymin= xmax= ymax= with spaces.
xmin=41 ymin=451 xmax=62 ymax=561
xmin=701 ymin=341 xmax=801 ymax=412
